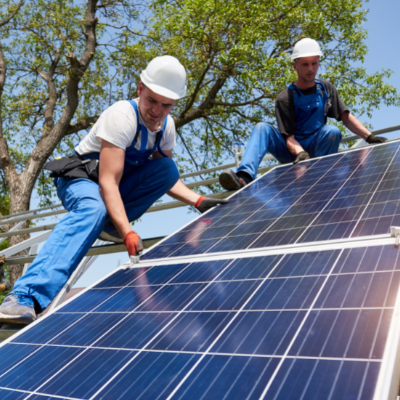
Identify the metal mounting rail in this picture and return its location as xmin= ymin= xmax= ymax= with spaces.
xmin=3 ymin=236 xmax=165 ymax=265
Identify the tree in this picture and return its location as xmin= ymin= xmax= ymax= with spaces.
xmin=120 ymin=0 xmax=399 ymax=173
xmin=0 ymin=0 xmax=136 ymax=285
xmin=0 ymin=0 xmax=399 ymax=286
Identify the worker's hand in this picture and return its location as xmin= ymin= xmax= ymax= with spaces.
xmin=293 ymin=151 xmax=310 ymax=165
xmin=195 ymin=195 xmax=229 ymax=214
xmin=366 ymin=134 xmax=387 ymax=144
xmin=123 ymin=231 xmax=144 ymax=256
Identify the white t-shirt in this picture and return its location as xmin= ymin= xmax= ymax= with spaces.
xmin=75 ymin=99 xmax=176 ymax=155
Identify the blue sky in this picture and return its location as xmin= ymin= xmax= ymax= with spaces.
xmin=27 ymin=0 xmax=400 ymax=287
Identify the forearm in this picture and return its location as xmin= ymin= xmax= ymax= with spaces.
xmin=167 ymin=179 xmax=200 ymax=206
xmin=285 ymin=135 xmax=304 ymax=155
xmin=99 ymin=182 xmax=131 ymax=238
xmin=341 ymin=112 xmax=370 ymax=140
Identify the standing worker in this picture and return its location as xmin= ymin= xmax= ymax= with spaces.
xmin=219 ymin=38 xmax=387 ymax=190
xmin=0 ymin=56 xmax=228 ymax=325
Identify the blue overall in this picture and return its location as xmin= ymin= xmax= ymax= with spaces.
xmin=237 ymin=80 xmax=342 ymax=179
xmin=12 ymin=101 xmax=180 ymax=312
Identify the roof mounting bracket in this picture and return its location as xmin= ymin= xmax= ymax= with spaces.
xmin=390 ymin=227 xmax=400 ymax=247
xmin=124 ymin=255 xmax=140 ymax=270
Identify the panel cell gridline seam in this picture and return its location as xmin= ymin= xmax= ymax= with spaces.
xmin=1 ymin=243 xmax=400 ymax=399
xmin=141 ymin=140 xmax=400 ymax=261
xmin=0 ymin=257 xmax=240 ymax=399
xmin=134 ymin=233 xmax=394 ymax=268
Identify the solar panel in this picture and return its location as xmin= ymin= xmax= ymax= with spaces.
xmin=1 ymin=243 xmax=399 ymax=399
xmin=142 ymin=141 xmax=400 ymax=261
xmin=2 ymin=140 xmax=400 ymax=400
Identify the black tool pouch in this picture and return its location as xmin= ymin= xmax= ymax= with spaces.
xmin=44 ymin=153 xmax=99 ymax=183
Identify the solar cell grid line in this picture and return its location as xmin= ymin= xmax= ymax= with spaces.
xmin=144 ymin=140 xmax=400 ymax=261
xmin=141 ymin=151 xmax=346 ymax=261
xmin=0 ymin=264 xmax=150 ymax=385
xmin=245 ymin=147 xmax=372 ymax=249
xmin=16 ymin=259 xmax=234 ymax=400
xmin=295 ymin=142 xmax=400 ymax=245
xmin=138 ymin=154 xmax=328 ymax=260
xmin=350 ymin=146 xmax=400 ymax=238
xmin=165 ymin=149 xmax=359 ymax=256
xmin=1 ymin=244 xmax=400 ymax=399
xmin=243 ymin=248 xmax=346 ymax=400
xmin=249 ymin=144 xmax=399 ymax=248
xmin=0 ymin=261 xmax=200 ymax=397
xmin=2 ymin=257 xmax=255 ymax=400
xmin=85 ymin=255 xmax=289 ymax=400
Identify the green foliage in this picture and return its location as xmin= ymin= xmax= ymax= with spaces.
xmin=0 ymin=0 xmax=399 ymax=204
xmin=0 ymin=0 xmax=140 ymax=206
xmin=115 ymin=0 xmax=400 ymax=183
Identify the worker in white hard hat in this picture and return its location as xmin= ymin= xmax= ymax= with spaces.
xmin=0 ymin=55 xmax=228 ymax=325
xmin=219 ymin=38 xmax=387 ymax=191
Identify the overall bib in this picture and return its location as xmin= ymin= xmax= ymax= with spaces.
xmin=12 ymin=101 xmax=180 ymax=312
xmin=238 ymin=80 xmax=342 ymax=178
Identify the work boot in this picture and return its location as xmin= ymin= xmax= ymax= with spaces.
xmin=99 ymin=229 xmax=123 ymax=244
xmin=219 ymin=169 xmax=250 ymax=191
xmin=0 ymin=294 xmax=37 ymax=325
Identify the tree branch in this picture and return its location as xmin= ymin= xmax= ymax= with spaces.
xmin=36 ymin=53 xmax=61 ymax=131
xmin=22 ymin=0 xmax=99 ymax=197
xmin=64 ymin=116 xmax=99 ymax=136
xmin=0 ymin=1 xmax=24 ymax=185
xmin=0 ymin=0 xmax=24 ymax=28
xmin=174 ymin=72 xmax=230 ymax=128
xmin=210 ymin=93 xmax=267 ymax=107
xmin=179 ymin=53 xmax=214 ymax=118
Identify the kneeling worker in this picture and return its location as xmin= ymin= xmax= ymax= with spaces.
xmin=219 ymin=38 xmax=387 ymax=190
xmin=0 ymin=56 xmax=227 ymax=325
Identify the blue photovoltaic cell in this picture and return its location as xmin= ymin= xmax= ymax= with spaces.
xmin=2 ymin=244 xmax=399 ymax=399
xmin=142 ymin=141 xmax=400 ymax=260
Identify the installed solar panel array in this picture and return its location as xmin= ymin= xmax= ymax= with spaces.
xmin=1 ymin=141 xmax=400 ymax=400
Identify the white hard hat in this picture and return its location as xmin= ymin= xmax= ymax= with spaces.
xmin=291 ymin=38 xmax=323 ymax=61
xmin=140 ymin=55 xmax=187 ymax=100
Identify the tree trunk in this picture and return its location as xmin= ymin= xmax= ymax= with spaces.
xmin=7 ymin=176 xmax=32 ymax=287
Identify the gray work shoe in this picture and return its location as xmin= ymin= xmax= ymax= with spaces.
xmin=0 ymin=294 xmax=37 ymax=325
xmin=219 ymin=169 xmax=247 ymax=191
xmin=99 ymin=230 xmax=123 ymax=244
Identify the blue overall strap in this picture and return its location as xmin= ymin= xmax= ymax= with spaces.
xmin=289 ymin=80 xmax=327 ymax=100
xmin=315 ymin=80 xmax=325 ymax=98
xmin=315 ymin=80 xmax=328 ymax=115
xmin=128 ymin=100 xmax=168 ymax=157
xmin=128 ymin=100 xmax=148 ymax=151
xmin=156 ymin=119 xmax=169 ymax=158
xmin=288 ymin=83 xmax=302 ymax=97
xmin=128 ymin=99 xmax=169 ymax=158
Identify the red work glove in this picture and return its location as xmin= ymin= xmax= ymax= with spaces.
xmin=194 ymin=195 xmax=229 ymax=214
xmin=123 ymin=231 xmax=144 ymax=256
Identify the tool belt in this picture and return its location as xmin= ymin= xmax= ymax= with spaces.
xmin=44 ymin=153 xmax=99 ymax=183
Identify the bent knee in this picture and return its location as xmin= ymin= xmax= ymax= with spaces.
xmin=327 ymin=126 xmax=342 ymax=140
xmin=253 ymin=122 xmax=277 ymax=137
xmin=78 ymin=198 xmax=107 ymax=222
xmin=154 ymin=157 xmax=179 ymax=184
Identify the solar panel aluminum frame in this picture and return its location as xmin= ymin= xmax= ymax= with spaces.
xmin=139 ymin=139 xmax=400 ymax=263
xmin=134 ymin=233 xmax=393 ymax=268
xmin=2 ymin=236 xmax=400 ymax=400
